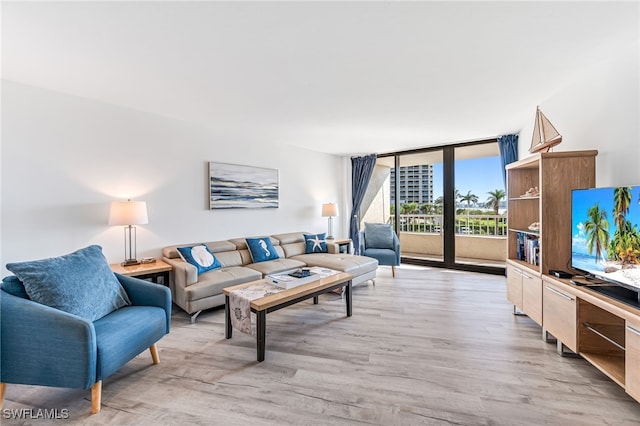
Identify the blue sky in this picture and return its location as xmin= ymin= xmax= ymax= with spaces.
xmin=432 ymin=155 xmax=505 ymax=201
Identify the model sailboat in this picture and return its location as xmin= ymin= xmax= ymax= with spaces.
xmin=529 ymin=106 xmax=562 ymax=154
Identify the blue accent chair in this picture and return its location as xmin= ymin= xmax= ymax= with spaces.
xmin=359 ymin=223 xmax=401 ymax=277
xmin=0 ymin=273 xmax=171 ymax=414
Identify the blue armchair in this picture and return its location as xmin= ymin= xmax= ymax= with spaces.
xmin=0 ymin=273 xmax=171 ymax=414
xmin=359 ymin=223 xmax=401 ymax=277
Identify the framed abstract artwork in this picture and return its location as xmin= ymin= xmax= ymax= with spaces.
xmin=209 ymin=162 xmax=279 ymax=209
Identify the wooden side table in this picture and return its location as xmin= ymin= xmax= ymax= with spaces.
xmin=331 ymin=238 xmax=352 ymax=254
xmin=110 ymin=259 xmax=172 ymax=286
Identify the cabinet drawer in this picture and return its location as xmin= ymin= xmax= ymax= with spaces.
xmin=506 ymin=263 xmax=523 ymax=309
xmin=626 ymin=318 xmax=640 ymax=402
xmin=543 ymin=283 xmax=577 ymax=352
xmin=522 ymin=274 xmax=542 ymax=326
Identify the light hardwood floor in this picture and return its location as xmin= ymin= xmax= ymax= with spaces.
xmin=5 ymin=265 xmax=640 ymax=425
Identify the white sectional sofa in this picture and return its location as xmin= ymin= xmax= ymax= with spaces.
xmin=162 ymin=232 xmax=378 ymax=322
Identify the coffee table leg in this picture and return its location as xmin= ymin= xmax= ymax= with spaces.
xmin=313 ymin=296 xmax=319 ymax=304
xmin=225 ymin=295 xmax=232 ymax=339
xmin=345 ymin=280 xmax=352 ymax=317
xmin=257 ymin=310 xmax=266 ymax=362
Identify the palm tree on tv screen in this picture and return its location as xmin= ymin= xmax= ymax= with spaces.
xmin=613 ymin=229 xmax=640 ymax=267
xmin=607 ymin=187 xmax=640 ymax=266
xmin=584 ymin=203 xmax=610 ymax=263
xmin=613 ymin=186 xmax=632 ymax=228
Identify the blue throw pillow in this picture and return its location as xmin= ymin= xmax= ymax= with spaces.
xmin=5 ymin=245 xmax=131 ymax=321
xmin=177 ymin=244 xmax=221 ymax=274
xmin=246 ymin=237 xmax=279 ymax=263
xmin=364 ymin=223 xmax=395 ymax=250
xmin=1 ymin=275 xmax=29 ymax=299
xmin=304 ymin=233 xmax=328 ymax=253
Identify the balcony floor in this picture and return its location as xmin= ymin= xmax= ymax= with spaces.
xmin=402 ymin=252 xmax=506 ymax=268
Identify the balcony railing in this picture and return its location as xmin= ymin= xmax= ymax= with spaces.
xmin=390 ymin=214 xmax=507 ymax=236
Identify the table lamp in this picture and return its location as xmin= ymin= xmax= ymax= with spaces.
xmin=321 ymin=203 xmax=338 ymax=239
xmin=109 ymin=199 xmax=148 ymax=266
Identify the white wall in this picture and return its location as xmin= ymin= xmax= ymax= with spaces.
xmin=517 ymin=40 xmax=640 ymax=186
xmin=2 ymin=39 xmax=637 ymax=274
xmin=0 ymin=81 xmax=346 ymax=273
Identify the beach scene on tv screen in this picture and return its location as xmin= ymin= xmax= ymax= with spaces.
xmin=572 ymin=186 xmax=640 ymax=289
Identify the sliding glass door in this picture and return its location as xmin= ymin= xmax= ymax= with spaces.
xmin=395 ymin=151 xmax=444 ymax=263
xmin=453 ymin=143 xmax=506 ymax=269
xmin=360 ymin=140 xmax=505 ymax=274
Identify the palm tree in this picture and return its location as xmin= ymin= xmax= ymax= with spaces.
xmin=459 ymin=190 xmax=478 ymax=233
xmin=433 ymin=196 xmax=443 ymax=211
xmin=454 ymin=188 xmax=461 ymax=209
xmin=460 ymin=190 xmax=478 ymax=210
xmin=614 ymin=228 xmax=640 ymax=267
xmin=400 ymin=202 xmax=418 ymax=214
xmin=486 ymin=189 xmax=506 ymax=235
xmin=584 ymin=203 xmax=610 ymax=263
xmin=486 ymin=189 xmax=506 ymax=215
xmin=613 ymin=187 xmax=632 ymax=229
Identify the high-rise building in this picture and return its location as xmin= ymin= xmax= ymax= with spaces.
xmin=390 ymin=165 xmax=434 ymax=207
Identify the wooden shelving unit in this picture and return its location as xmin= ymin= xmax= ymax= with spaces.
xmin=536 ymin=272 xmax=640 ymax=403
xmin=578 ymin=297 xmax=627 ymax=387
xmin=505 ymin=150 xmax=597 ymax=324
xmin=506 ymin=150 xmax=597 ymax=275
xmin=581 ymin=352 xmax=626 ymax=387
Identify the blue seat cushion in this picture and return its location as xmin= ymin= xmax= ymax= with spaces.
xmin=364 ymin=223 xmax=395 ymax=250
xmin=6 ymin=245 xmax=130 ymax=321
xmin=363 ymin=248 xmax=398 ymax=267
xmin=94 ymin=305 xmax=167 ymax=380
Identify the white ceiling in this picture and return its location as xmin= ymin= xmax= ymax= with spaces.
xmin=2 ymin=1 xmax=638 ymax=155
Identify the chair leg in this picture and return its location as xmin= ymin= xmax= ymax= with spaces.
xmin=150 ymin=343 xmax=160 ymax=364
xmin=392 ymin=266 xmax=396 ymax=277
xmin=1 ymin=382 xmax=6 ymax=408
xmin=91 ymin=381 xmax=102 ymax=414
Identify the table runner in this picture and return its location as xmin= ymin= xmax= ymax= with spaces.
xmin=229 ymin=281 xmax=283 ymax=334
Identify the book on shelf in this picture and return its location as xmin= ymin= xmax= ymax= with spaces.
xmin=516 ymin=232 xmax=540 ymax=266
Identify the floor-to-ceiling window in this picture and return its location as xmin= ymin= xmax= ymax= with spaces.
xmin=361 ymin=140 xmax=505 ymax=275
xmin=453 ymin=143 xmax=506 ymax=269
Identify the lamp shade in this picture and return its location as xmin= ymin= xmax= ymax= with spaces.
xmin=108 ymin=200 xmax=148 ymax=226
xmin=321 ymin=203 xmax=338 ymax=217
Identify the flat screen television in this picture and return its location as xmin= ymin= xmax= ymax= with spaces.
xmin=571 ymin=186 xmax=640 ymax=291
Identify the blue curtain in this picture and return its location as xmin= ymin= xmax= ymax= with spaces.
xmin=350 ymin=154 xmax=377 ymax=254
xmin=498 ymin=134 xmax=519 ymax=186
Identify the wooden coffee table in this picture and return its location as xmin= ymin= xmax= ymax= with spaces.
xmin=223 ymin=271 xmax=353 ymax=362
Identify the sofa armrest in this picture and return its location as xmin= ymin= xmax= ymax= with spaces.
xmin=163 ymin=257 xmax=198 ymax=288
xmin=326 ymin=241 xmax=339 ymax=254
xmin=0 ymin=291 xmax=96 ymax=389
xmin=116 ymin=273 xmax=171 ymax=333
xmin=358 ymin=231 xmax=366 ymax=254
